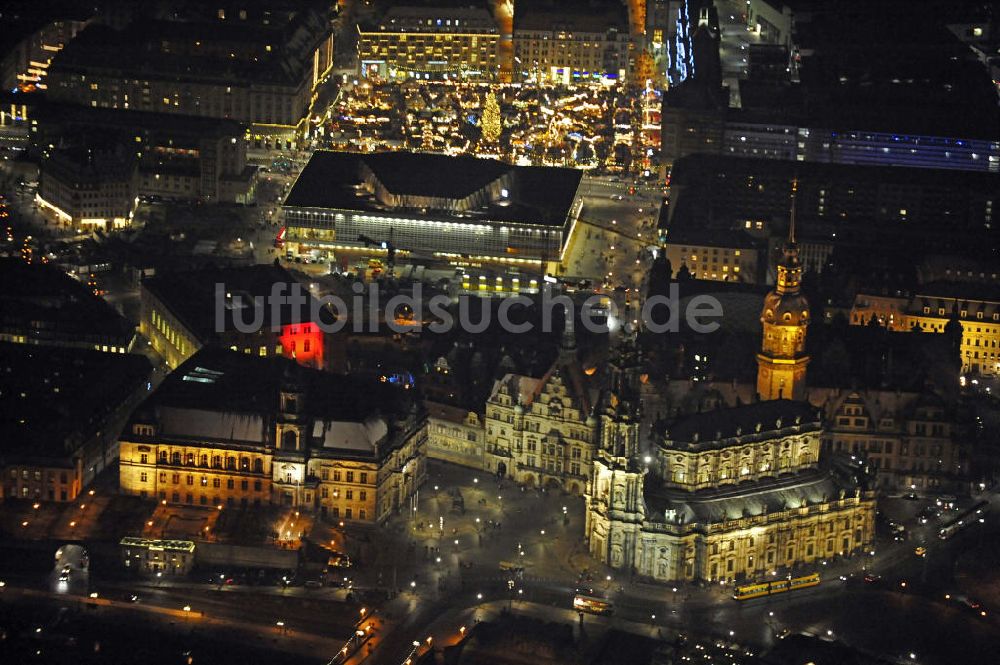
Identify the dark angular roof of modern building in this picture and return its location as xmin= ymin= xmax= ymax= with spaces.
xmin=141 ymin=264 xmax=334 ymax=342
xmin=0 ymin=258 xmax=136 ymax=342
xmin=662 ymin=399 xmax=821 ymax=445
xmin=284 ymin=150 xmax=583 ymax=227
xmin=138 ymin=346 xmax=400 ymax=422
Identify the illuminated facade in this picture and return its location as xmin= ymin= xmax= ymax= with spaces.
xmin=585 ymin=399 xmax=877 ymax=583
xmin=120 ymin=537 xmax=195 ymax=576
xmin=513 ymin=6 xmax=630 ymax=84
xmin=663 ymin=229 xmax=761 ymax=283
xmin=0 ymin=13 xmax=89 ymax=92
xmin=118 ymin=348 xmax=426 ymax=523
xmin=37 ymin=144 xmax=138 ymax=230
xmin=484 ymin=328 xmax=601 ymax=495
xmin=358 ymin=6 xmax=500 ymax=81
xmin=850 ymin=283 xmax=1000 ymax=377
xmin=757 ymin=186 xmax=810 ymax=401
xmin=585 ymin=252 xmax=875 ymax=584
xmin=820 ymin=391 xmax=964 ymax=493
xmin=426 ymin=403 xmax=486 ymax=470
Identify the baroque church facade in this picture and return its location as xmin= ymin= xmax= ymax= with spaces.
xmin=584 ymin=199 xmax=878 ymax=583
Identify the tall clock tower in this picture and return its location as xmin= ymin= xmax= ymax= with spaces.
xmin=757 ymin=180 xmax=810 ymax=401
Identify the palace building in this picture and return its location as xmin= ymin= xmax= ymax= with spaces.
xmin=484 ymin=326 xmax=598 ymax=495
xmin=118 ymin=347 xmax=425 ymax=523
xmin=586 ymin=399 xmax=876 ymax=583
xmin=584 ymin=193 xmax=877 ymax=583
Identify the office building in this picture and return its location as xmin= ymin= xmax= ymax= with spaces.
xmin=0 ymin=258 xmax=137 ymax=353
xmin=139 ymin=264 xmax=334 ymax=370
xmin=37 ymin=143 xmax=139 ymax=230
xmin=662 ymin=228 xmax=763 ymax=284
xmin=513 ymin=1 xmax=630 ymax=84
xmin=358 ymin=5 xmax=500 ymax=81
xmin=0 ymin=1 xmax=91 ymax=93
xmin=46 ymin=0 xmax=335 ymax=148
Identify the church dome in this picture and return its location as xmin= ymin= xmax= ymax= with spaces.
xmin=761 ymin=290 xmax=810 ymax=327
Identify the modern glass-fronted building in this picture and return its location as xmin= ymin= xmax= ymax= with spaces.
xmin=281 ymin=151 xmax=584 ymax=268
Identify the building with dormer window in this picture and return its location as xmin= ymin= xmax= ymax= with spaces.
xmin=118 ymin=347 xmax=425 ymax=523
xmin=484 ymin=325 xmax=600 ymax=495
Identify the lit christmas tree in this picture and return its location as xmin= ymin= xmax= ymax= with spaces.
xmin=480 ymin=91 xmax=501 ymax=146
xmin=421 ymin=121 xmax=435 ymax=151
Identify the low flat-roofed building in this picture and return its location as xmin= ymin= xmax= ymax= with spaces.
xmin=0 ymin=258 xmax=137 ymax=353
xmin=357 ymin=5 xmax=500 ymax=81
xmin=139 ymin=264 xmax=335 ymax=370
xmin=118 ymin=347 xmax=426 ymax=523
xmin=0 ymin=342 xmax=152 ymax=502
xmin=119 ymin=537 xmax=195 ymax=576
xmin=282 ymin=150 xmax=584 ymax=269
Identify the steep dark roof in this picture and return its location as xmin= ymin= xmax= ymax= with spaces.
xmin=140 ymin=346 xmax=401 ymax=422
xmin=664 ymin=399 xmax=821 ymax=445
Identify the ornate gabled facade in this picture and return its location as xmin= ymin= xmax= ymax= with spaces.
xmin=584 ymin=208 xmax=878 ymax=582
xmin=820 ymin=390 xmax=965 ymax=493
xmin=484 ymin=326 xmax=600 ymax=494
xmin=119 ymin=348 xmax=425 ymax=524
xmin=586 ymin=400 xmax=877 ymax=583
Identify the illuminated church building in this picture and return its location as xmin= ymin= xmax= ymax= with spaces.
xmin=584 ymin=188 xmax=877 ymax=583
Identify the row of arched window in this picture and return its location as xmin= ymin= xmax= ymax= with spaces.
xmin=157 ymin=451 xmax=265 ymax=474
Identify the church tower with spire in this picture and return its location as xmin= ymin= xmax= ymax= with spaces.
xmin=757 ymin=179 xmax=811 ymax=401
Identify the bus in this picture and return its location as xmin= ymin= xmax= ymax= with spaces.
xmin=573 ymin=594 xmax=614 ymax=615
xmin=733 ymin=573 xmax=820 ymax=601
xmin=938 ymin=501 xmax=989 ymax=540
